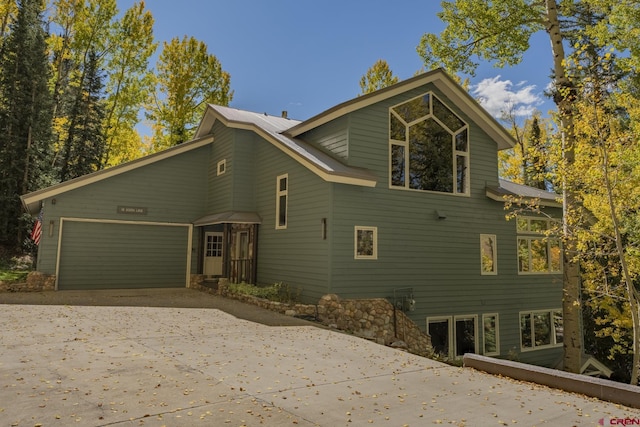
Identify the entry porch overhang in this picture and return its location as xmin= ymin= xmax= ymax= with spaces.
xmin=193 ymin=211 xmax=262 ymax=226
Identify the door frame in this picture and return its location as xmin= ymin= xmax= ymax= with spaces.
xmin=203 ymin=231 xmax=224 ymax=276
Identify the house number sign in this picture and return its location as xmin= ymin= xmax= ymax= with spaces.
xmin=117 ymin=206 xmax=148 ymax=215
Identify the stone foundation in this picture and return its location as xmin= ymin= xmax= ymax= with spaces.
xmin=188 ymin=274 xmax=205 ymax=288
xmin=0 ymin=271 xmax=56 ymax=292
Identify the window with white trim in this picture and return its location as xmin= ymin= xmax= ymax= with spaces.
xmin=354 ymin=226 xmax=377 ymax=259
xmin=482 ymin=313 xmax=500 ymax=356
xmin=427 ymin=315 xmax=478 ymax=359
xmin=480 ymin=234 xmax=497 ymax=275
xmin=389 ymin=92 xmax=469 ymax=195
xmin=427 ymin=317 xmax=451 ymax=358
xmin=520 ymin=309 xmax=563 ymax=350
xmin=217 ymin=159 xmax=226 ymax=176
xmin=454 ymin=315 xmax=478 ymax=357
xmin=517 ymin=217 xmax=562 ymax=274
xmin=276 ymin=174 xmax=288 ymax=229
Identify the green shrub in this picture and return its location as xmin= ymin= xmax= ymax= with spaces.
xmin=0 ymin=270 xmax=29 ymax=283
xmin=0 ymin=253 xmax=32 ymax=283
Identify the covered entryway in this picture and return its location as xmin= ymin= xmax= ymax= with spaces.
xmin=57 ymin=219 xmax=192 ymax=290
xmin=193 ymin=211 xmax=261 ymax=284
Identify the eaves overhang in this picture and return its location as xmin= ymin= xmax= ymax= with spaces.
xmin=284 ymin=68 xmax=516 ymax=151
xmin=486 ymin=179 xmax=562 ymax=208
xmin=21 ymin=135 xmax=215 ymax=216
xmin=193 ymin=211 xmax=262 ymax=226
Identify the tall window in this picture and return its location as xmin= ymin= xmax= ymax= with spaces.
xmin=389 ymin=92 xmax=469 ymax=195
xmin=276 ymin=174 xmax=288 ymax=229
xmin=427 ymin=317 xmax=451 ymax=358
xmin=520 ymin=310 xmax=563 ymax=350
xmin=454 ymin=316 xmax=478 ymax=357
xmin=480 ymin=234 xmax=497 ymax=275
xmin=517 ymin=217 xmax=561 ymax=274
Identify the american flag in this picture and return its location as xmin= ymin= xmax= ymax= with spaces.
xmin=30 ymin=207 xmax=43 ymax=246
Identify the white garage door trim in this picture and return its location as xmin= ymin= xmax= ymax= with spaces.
xmin=55 ymin=217 xmax=193 ymax=290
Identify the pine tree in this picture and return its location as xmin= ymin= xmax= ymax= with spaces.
xmin=59 ymin=50 xmax=106 ymax=181
xmin=0 ymin=0 xmax=53 ymax=251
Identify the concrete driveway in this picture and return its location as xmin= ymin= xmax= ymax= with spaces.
xmin=1 ymin=290 xmax=640 ymax=426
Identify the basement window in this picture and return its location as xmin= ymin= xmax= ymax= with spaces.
xmin=520 ymin=309 xmax=563 ymax=350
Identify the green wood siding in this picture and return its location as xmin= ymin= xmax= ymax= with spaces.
xmin=315 ymin=84 xmax=563 ymax=366
xmin=206 ymin=126 xmax=258 ymax=213
xmin=207 ymin=122 xmax=234 ymax=213
xmin=249 ymin=134 xmax=332 ymax=303
xmin=301 ymin=116 xmax=349 ymax=161
xmin=231 ymin=130 xmax=258 ymax=211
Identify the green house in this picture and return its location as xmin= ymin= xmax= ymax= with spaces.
xmin=22 ymin=69 xmax=564 ymax=366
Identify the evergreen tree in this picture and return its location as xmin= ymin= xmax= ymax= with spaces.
xmin=0 ymin=0 xmax=53 ymax=251
xmin=59 ymin=50 xmax=106 ymax=181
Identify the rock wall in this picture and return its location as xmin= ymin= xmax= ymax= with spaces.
xmin=318 ymin=294 xmax=431 ymax=357
xmin=211 ymin=279 xmax=431 ymax=357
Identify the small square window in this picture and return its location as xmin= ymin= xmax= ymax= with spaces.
xmin=354 ymin=226 xmax=377 ymax=259
xmin=217 ymin=159 xmax=226 ymax=176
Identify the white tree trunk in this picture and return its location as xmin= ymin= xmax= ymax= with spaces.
xmin=545 ymin=0 xmax=583 ymax=373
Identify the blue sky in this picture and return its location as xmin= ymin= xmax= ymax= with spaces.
xmin=119 ymin=0 xmax=556 ymax=123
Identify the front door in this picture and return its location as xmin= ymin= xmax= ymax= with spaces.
xmin=203 ymin=232 xmax=223 ymax=276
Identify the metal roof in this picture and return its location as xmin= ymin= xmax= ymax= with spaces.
xmin=486 ymin=179 xmax=562 ymax=207
xmin=200 ymin=105 xmax=378 ymax=187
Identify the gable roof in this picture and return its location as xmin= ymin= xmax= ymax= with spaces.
xmin=22 ymin=68 xmax=518 ymax=216
xmin=21 ymin=135 xmax=214 ymax=215
xmin=194 ymin=104 xmax=378 ymax=187
xmin=284 ymin=68 xmax=517 ymax=150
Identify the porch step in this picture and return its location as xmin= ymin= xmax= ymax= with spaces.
xmin=203 ymin=277 xmax=219 ymax=290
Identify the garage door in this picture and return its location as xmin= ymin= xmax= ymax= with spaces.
xmin=57 ymin=220 xmax=191 ymax=290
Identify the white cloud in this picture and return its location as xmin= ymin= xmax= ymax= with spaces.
xmin=471 ymin=75 xmax=543 ymax=119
